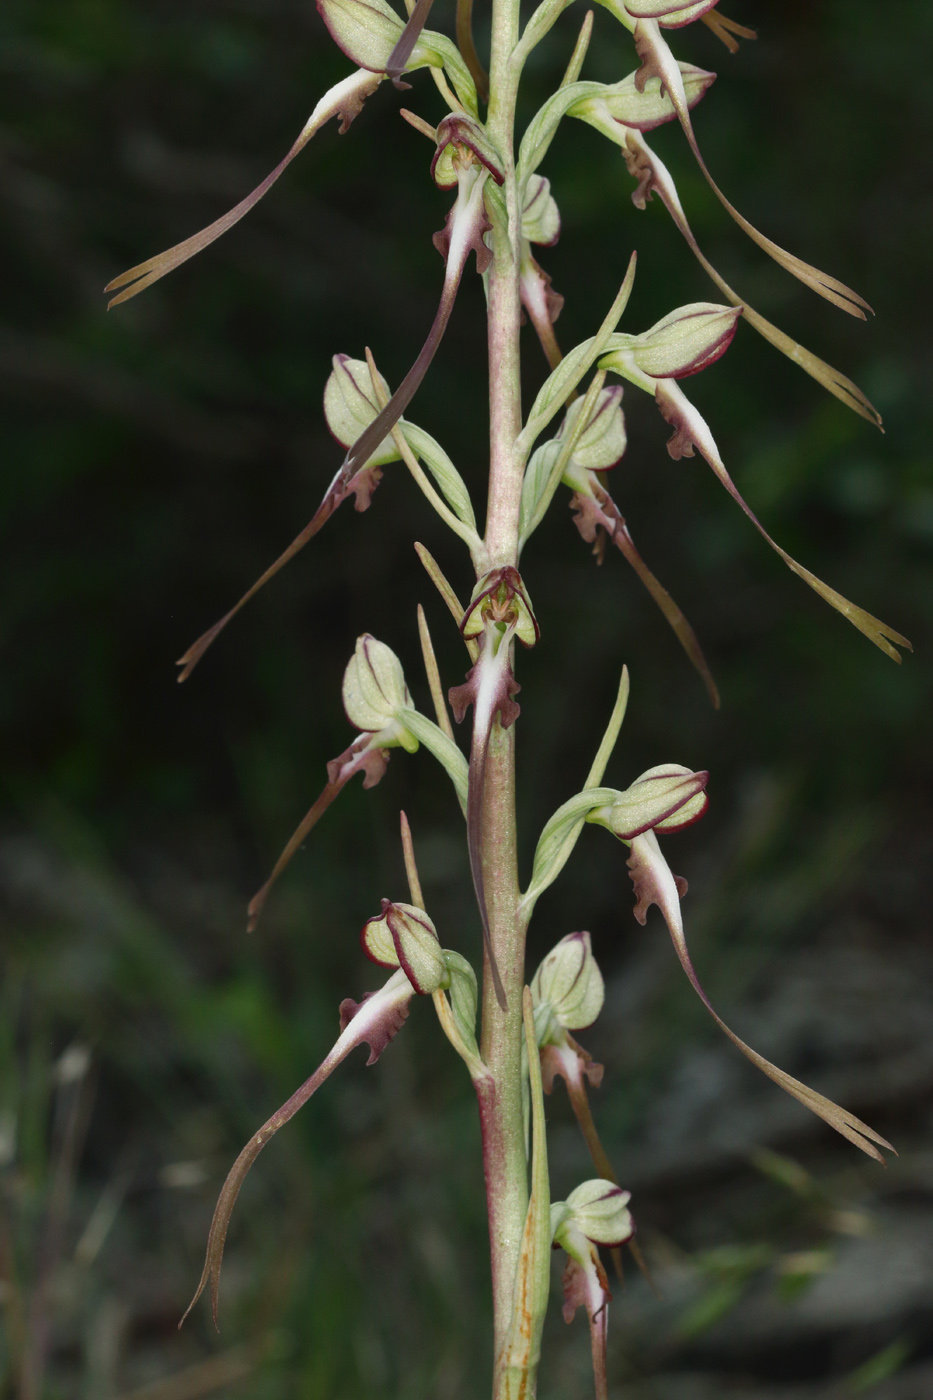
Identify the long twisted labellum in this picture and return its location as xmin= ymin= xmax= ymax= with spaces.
xmin=622 ymin=130 xmax=882 ymax=425
xmin=176 ymin=169 xmax=490 ymax=681
xmin=176 ymin=470 xmax=350 ymax=682
xmin=104 ymin=69 xmax=381 ymax=307
xmin=569 ymin=485 xmax=720 ymax=706
xmin=631 ymin=20 xmax=872 ymax=319
xmin=654 ymin=378 xmax=911 ymax=663
xmin=335 ymin=166 xmax=491 ymax=494
xmin=627 ymin=829 xmax=895 ymax=1162
xmin=247 ymin=738 xmax=390 ymax=931
xmin=386 ymin=0 xmax=436 ymax=85
xmin=179 ymin=969 xmax=413 ymax=1330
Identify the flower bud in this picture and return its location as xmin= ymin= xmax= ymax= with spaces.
xmin=632 ymin=303 xmax=741 ymax=379
xmin=361 ymin=899 xmax=447 ymax=995
xmin=558 ymin=386 xmax=627 ymax=472
xmin=324 ymin=355 xmax=400 ymax=466
xmin=342 ymin=635 xmax=418 ymax=752
xmin=588 ymin=765 xmax=709 ymax=841
xmin=568 ymin=63 xmax=715 ymax=134
xmin=531 ymin=932 xmax=604 ymax=1036
xmin=602 ymin=304 xmax=741 ymax=383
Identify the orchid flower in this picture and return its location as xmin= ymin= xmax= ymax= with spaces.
xmin=588 ymin=771 xmax=896 ymax=1163
xmin=592 ymin=6 xmax=870 ymax=320
xmin=97 ymin=4 xmax=908 ymax=1394
xmin=519 ymin=299 xmax=742 ymax=705
xmin=180 ymin=964 xmax=416 ymax=1330
xmin=531 ymin=932 xmax=613 ymax=1181
xmin=596 ymin=346 xmax=911 ymax=663
xmin=551 ymin=1180 xmax=635 ymax=1400
xmin=182 ymin=890 xmax=476 ymax=1330
xmin=247 ymin=634 xmax=467 ymax=930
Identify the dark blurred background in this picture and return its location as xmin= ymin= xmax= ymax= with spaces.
xmin=1 ymin=0 xmax=931 ymax=1396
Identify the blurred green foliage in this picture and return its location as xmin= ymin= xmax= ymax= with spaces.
xmin=1 ymin=0 xmax=930 ymax=1395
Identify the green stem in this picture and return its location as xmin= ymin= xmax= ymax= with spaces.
xmin=478 ymin=0 xmax=532 ymax=1390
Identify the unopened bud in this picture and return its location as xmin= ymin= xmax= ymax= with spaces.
xmin=324 ymin=355 xmax=400 ymax=466
xmin=568 ymin=63 xmax=715 ymax=135
xmin=342 ymin=635 xmax=419 ymax=752
xmin=361 ymin=899 xmax=447 ymax=995
xmin=531 ymin=931 xmax=604 ymax=1037
xmin=602 ymin=304 xmax=741 ymax=383
xmin=588 ymin=765 xmax=709 ymax=841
